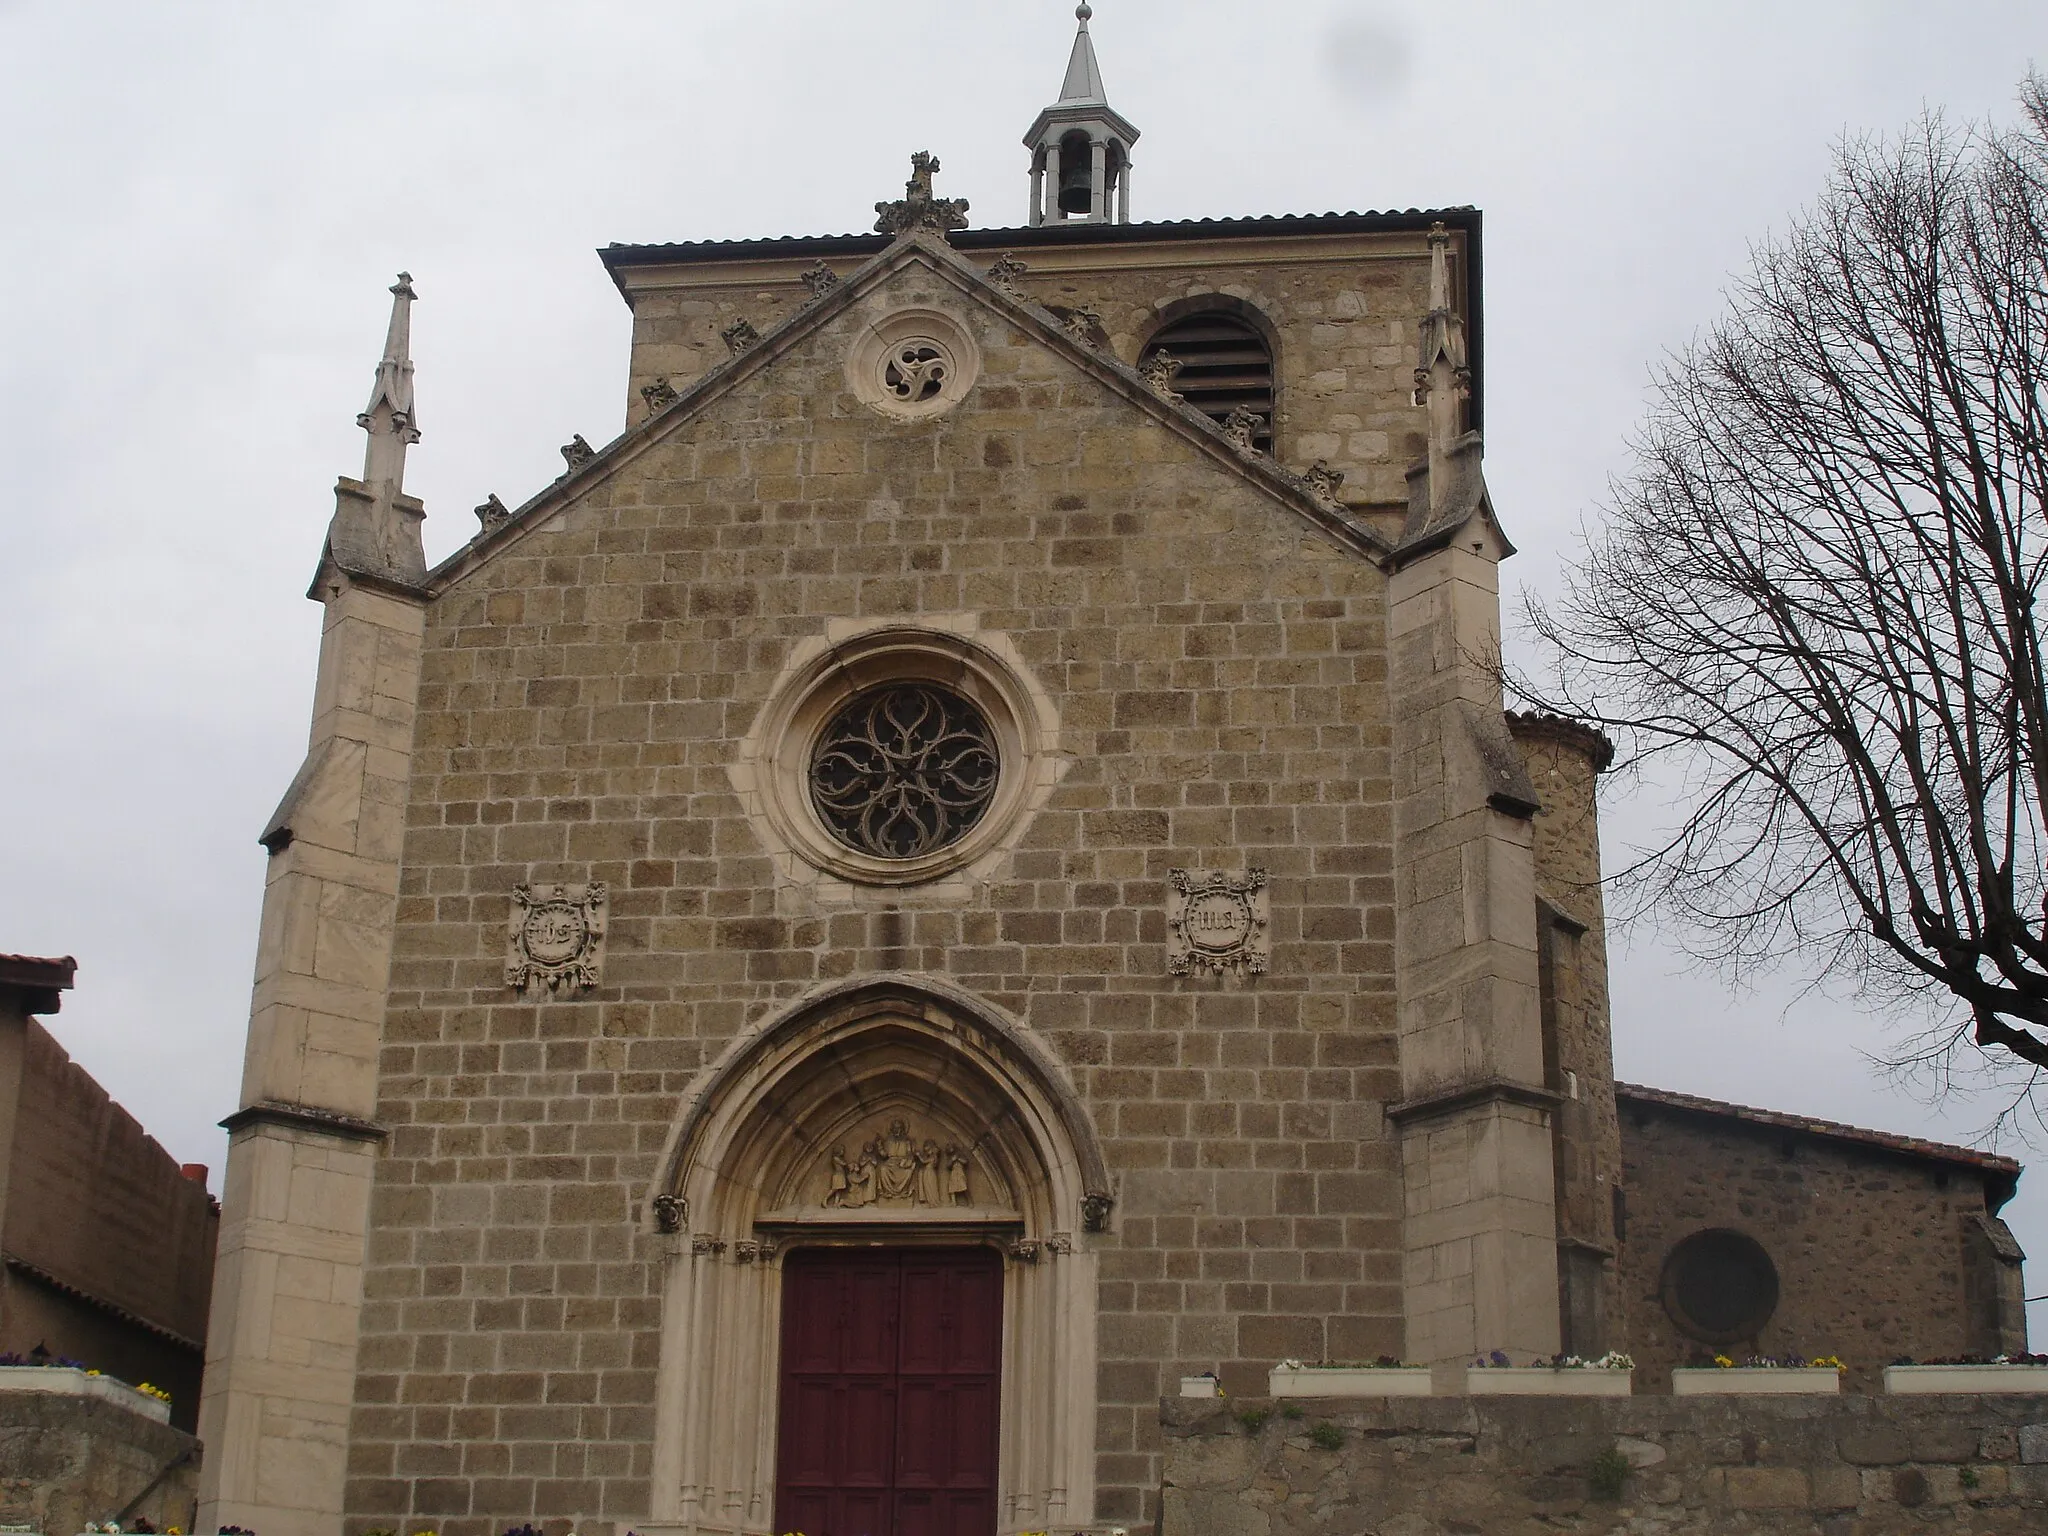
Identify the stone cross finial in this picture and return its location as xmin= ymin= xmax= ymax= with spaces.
xmin=875 ymin=150 xmax=970 ymax=235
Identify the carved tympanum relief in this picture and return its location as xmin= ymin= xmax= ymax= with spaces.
xmin=1167 ymin=867 xmax=1269 ymax=977
xmin=819 ymin=1116 xmax=976 ymax=1209
xmin=506 ymin=881 xmax=608 ymax=992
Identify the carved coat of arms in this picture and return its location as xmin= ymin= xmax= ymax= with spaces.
xmin=506 ymin=881 xmax=608 ymax=992
xmin=1167 ymin=868 xmax=1270 ymax=976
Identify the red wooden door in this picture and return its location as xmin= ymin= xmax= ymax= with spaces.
xmin=776 ymin=1248 xmax=1002 ymax=1536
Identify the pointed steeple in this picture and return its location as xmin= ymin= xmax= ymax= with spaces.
xmin=358 ymin=272 xmax=420 ymax=494
xmin=1059 ymin=3 xmax=1107 ymax=103
xmin=314 ymin=272 xmax=428 ymax=593
xmin=1024 ymin=4 xmax=1140 ymax=226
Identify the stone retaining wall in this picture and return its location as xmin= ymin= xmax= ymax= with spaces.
xmin=1159 ymin=1392 xmax=2048 ymax=1534
xmin=0 ymin=1388 xmax=198 ymax=1534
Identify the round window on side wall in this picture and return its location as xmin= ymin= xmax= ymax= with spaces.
xmin=1659 ymin=1228 xmax=1780 ymax=1344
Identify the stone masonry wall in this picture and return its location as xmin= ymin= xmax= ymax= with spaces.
xmin=0 ymin=1389 xmax=199 ymax=1535
xmin=1618 ymin=1102 xmax=2009 ymax=1393
xmin=353 ymin=254 xmax=1406 ymax=1532
xmin=1159 ymin=1391 xmax=2048 ymax=1535
xmin=616 ymin=231 xmax=1450 ymax=510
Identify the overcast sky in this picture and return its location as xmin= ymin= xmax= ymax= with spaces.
xmin=4 ymin=0 xmax=2046 ymax=1337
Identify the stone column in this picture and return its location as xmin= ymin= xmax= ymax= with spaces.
xmin=1387 ymin=528 xmax=1561 ymax=1367
xmin=1116 ymin=157 xmax=1130 ymax=224
xmin=1030 ymin=149 xmax=1047 ymax=227
xmin=1088 ymin=139 xmax=1107 ymax=222
xmin=196 ymin=572 xmax=426 ymax=1536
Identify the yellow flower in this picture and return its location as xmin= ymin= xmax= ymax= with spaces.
xmin=1713 ymin=1355 xmax=1734 ymax=1369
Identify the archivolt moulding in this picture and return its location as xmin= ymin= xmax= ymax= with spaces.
xmin=642 ymin=975 xmax=1110 ymax=1536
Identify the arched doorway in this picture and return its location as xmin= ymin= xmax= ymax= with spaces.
xmin=644 ymin=977 xmax=1110 ymax=1536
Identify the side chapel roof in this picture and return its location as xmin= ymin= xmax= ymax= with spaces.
xmin=1617 ymin=1081 xmax=2022 ymax=1210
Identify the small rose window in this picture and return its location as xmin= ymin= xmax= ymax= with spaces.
xmin=846 ymin=308 xmax=979 ymax=419
xmin=884 ymin=339 xmax=951 ymax=405
xmin=809 ymin=685 xmax=999 ymax=859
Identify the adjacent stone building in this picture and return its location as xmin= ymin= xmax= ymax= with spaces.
xmin=0 ymin=953 xmax=219 ymax=1432
xmin=191 ymin=12 xmax=2028 ymax=1536
xmin=1616 ymin=1083 xmax=2027 ymax=1393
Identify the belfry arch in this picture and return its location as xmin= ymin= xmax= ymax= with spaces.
xmin=645 ymin=976 xmax=1109 ymax=1536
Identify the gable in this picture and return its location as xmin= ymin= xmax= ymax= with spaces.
xmin=427 ymin=235 xmax=1391 ymax=604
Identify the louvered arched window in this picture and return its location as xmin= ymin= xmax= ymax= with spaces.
xmin=1138 ymin=310 xmax=1275 ymax=452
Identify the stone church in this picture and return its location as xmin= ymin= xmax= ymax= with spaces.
xmin=193 ymin=11 xmax=2029 ymax=1536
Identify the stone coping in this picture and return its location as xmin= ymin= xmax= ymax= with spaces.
xmin=0 ymin=1365 xmax=170 ymax=1423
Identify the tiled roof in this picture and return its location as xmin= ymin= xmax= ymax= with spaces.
xmin=599 ymin=207 xmax=1480 ymax=271
xmin=1617 ymin=1081 xmax=2021 ymax=1191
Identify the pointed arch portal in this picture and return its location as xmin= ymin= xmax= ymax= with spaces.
xmin=644 ymin=977 xmax=1107 ymax=1536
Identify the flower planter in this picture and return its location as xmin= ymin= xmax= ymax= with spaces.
xmin=1179 ymin=1376 xmax=1219 ymax=1398
xmin=1269 ymin=1365 xmax=1433 ymax=1398
xmin=1464 ymin=1367 xmax=1632 ymax=1397
xmin=1884 ymin=1364 xmax=2048 ymax=1394
xmin=0 ymin=1365 xmax=170 ymax=1423
xmin=1672 ymin=1367 xmax=1840 ymax=1396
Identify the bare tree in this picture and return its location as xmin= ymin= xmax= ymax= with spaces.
xmin=1530 ymin=78 xmax=2048 ymax=1067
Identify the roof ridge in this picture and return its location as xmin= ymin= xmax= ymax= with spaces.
xmin=1616 ymin=1080 xmax=2020 ymax=1173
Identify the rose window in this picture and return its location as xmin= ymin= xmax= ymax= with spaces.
xmin=883 ymin=339 xmax=950 ymax=404
xmin=809 ymin=685 xmax=1000 ymax=859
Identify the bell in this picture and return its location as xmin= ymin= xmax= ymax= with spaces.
xmin=1057 ymin=149 xmax=1094 ymax=215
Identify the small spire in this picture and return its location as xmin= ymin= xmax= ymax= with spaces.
xmin=358 ymin=272 xmax=419 ymax=492
xmin=1061 ymin=3 xmax=1107 ymax=103
xmin=1412 ymin=223 xmax=1473 ymax=516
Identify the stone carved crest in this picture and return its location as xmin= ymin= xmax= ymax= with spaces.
xmin=874 ymin=150 xmax=969 ymax=235
xmin=559 ymin=433 xmax=595 ymax=471
xmin=1167 ymin=868 xmax=1270 ymax=977
xmin=639 ymin=376 xmax=679 ymax=413
xmin=820 ymin=1116 xmax=973 ymax=1209
xmin=506 ymin=882 xmax=608 ymax=992
xmin=473 ymin=493 xmax=510 ymax=533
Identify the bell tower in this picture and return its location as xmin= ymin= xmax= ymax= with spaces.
xmin=1024 ymin=3 xmax=1140 ymax=226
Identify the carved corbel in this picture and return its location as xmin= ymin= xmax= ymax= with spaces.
xmin=1081 ymin=1192 xmax=1114 ymax=1233
xmin=652 ymin=1194 xmax=686 ymax=1234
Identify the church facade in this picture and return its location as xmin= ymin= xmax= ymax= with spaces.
xmin=192 ymin=13 xmax=2024 ymax=1536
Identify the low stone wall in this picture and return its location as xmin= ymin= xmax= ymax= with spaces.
xmin=1159 ymin=1393 xmax=2048 ymax=1534
xmin=0 ymin=1389 xmax=198 ymax=1534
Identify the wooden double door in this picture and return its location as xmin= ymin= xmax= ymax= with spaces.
xmin=775 ymin=1247 xmax=1003 ymax=1536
